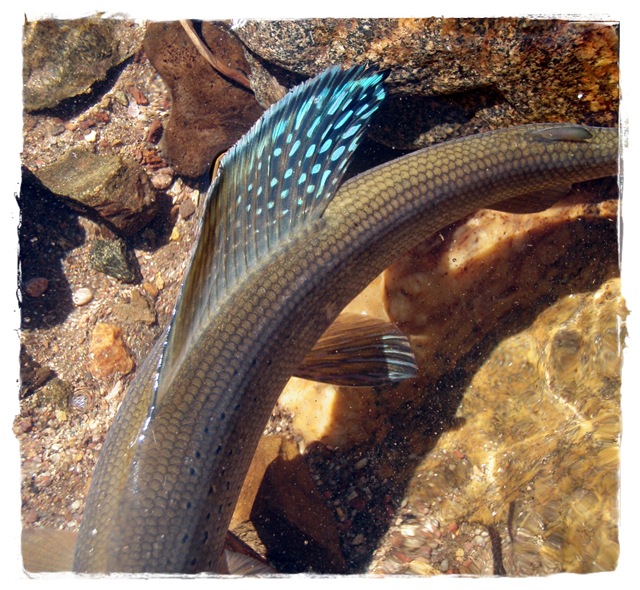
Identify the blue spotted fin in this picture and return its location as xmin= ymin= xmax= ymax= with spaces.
xmin=294 ymin=313 xmax=417 ymax=386
xmin=155 ymin=65 xmax=388 ymax=402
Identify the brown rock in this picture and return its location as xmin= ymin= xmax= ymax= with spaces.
xmin=143 ymin=21 xmax=264 ymax=177
xmin=24 ymin=277 xmax=49 ymax=297
xmin=178 ymin=198 xmax=196 ymax=220
xmin=33 ymin=149 xmax=160 ymax=237
xmin=113 ymin=290 xmax=157 ymax=326
xmin=89 ymin=323 xmax=134 ymax=379
xmin=145 ymin=119 xmax=164 ymax=143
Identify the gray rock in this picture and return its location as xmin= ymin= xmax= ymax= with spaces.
xmin=23 ymin=18 xmax=143 ymax=112
xmin=90 ymin=238 xmax=140 ymax=283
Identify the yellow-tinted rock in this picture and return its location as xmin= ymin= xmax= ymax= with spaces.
xmin=89 ymin=323 xmax=134 ymax=379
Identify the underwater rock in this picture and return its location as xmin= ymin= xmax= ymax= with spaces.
xmin=143 ymin=21 xmax=264 ymax=177
xmin=112 ymin=289 xmax=157 ymax=326
xmin=32 ymin=150 xmax=160 ymax=237
xmin=385 ymin=180 xmax=619 ymax=384
xmin=89 ymin=237 xmax=140 ymax=284
xmin=22 ymin=18 xmax=142 ymax=112
xmin=19 ymin=346 xmax=53 ymax=398
xmin=24 ymin=277 xmax=49 ymax=298
xmin=89 ymin=322 xmax=134 ymax=380
xmin=234 ymin=18 xmax=618 ymax=149
xmin=369 ymin=276 xmax=624 ymax=575
xmin=35 ymin=377 xmax=73 ymax=410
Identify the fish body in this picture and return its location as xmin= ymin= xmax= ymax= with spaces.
xmin=73 ymin=66 xmax=618 ymax=573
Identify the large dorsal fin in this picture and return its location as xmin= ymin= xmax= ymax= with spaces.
xmin=153 ymin=65 xmax=388 ymax=405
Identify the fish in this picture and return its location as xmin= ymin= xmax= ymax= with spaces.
xmin=70 ymin=65 xmax=618 ymax=574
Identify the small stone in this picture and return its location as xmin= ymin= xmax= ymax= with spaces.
xmin=36 ymin=377 xmax=72 ymax=408
xmin=84 ymin=129 xmax=98 ymax=142
xmin=113 ymin=289 xmax=156 ymax=326
xmin=354 ymin=457 xmax=368 ymax=470
xmin=18 ymin=417 xmax=33 ymax=433
xmin=89 ymin=322 xmax=134 ymax=379
xmin=25 ymin=277 xmax=48 ymax=297
xmin=93 ymin=110 xmax=110 ymax=123
xmin=114 ymin=90 xmax=128 ymax=106
xmin=146 ymin=119 xmax=164 ymax=143
xmin=169 ymin=227 xmax=180 ymax=242
xmin=142 ymin=281 xmax=159 ymax=298
xmin=408 ymin=559 xmax=438 ymax=575
xmin=72 ymin=287 xmax=94 ymax=306
xmin=55 ymin=409 xmax=67 ymax=422
xmin=90 ymin=238 xmax=140 ymax=283
xmin=179 ymin=198 xmax=196 ymax=220
xmin=151 ymin=170 xmax=174 ymax=191
xmin=129 ymin=86 xmax=149 ymax=105
xmin=50 ymin=118 xmax=66 ymax=135
xmin=439 ymin=559 xmax=449 ymax=572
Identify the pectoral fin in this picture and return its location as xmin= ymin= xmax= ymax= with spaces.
xmin=295 ymin=313 xmax=417 ymax=386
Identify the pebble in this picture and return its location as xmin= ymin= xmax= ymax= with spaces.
xmin=146 ymin=119 xmax=164 ymax=143
xmin=89 ymin=322 xmax=134 ymax=379
xmin=114 ymin=90 xmax=128 ymax=106
xmin=179 ymin=198 xmax=196 ymax=219
xmin=72 ymin=287 xmax=93 ymax=306
xmin=25 ymin=277 xmax=48 ymax=297
xmin=151 ymin=170 xmax=174 ymax=191
xmin=129 ymin=86 xmax=149 ymax=106
xmin=142 ymin=281 xmax=159 ymax=298
xmin=354 ymin=457 xmax=368 ymax=470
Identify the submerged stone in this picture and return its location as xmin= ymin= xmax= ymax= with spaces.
xmin=144 ymin=21 xmax=264 ymax=178
xmin=90 ymin=238 xmax=140 ymax=284
xmin=33 ymin=150 xmax=160 ymax=237
xmin=23 ymin=18 xmax=142 ymax=112
xmin=234 ymin=18 xmax=618 ymax=149
xmin=89 ymin=322 xmax=134 ymax=380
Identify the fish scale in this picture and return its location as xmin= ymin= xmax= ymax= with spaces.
xmin=73 ymin=65 xmax=618 ymax=573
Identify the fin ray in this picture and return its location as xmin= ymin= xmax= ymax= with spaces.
xmin=295 ymin=313 xmax=417 ymax=387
